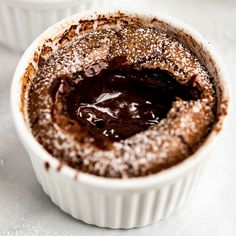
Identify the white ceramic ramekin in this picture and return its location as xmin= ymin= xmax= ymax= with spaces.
xmin=11 ymin=10 xmax=231 ymax=229
xmin=0 ymin=0 xmax=108 ymax=51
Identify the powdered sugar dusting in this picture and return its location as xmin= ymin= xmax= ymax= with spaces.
xmin=26 ymin=25 xmax=216 ymax=178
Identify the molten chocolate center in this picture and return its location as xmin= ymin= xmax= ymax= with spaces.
xmin=50 ymin=58 xmax=200 ymax=141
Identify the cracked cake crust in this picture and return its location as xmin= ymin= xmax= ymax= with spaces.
xmin=27 ymin=26 xmax=216 ymax=178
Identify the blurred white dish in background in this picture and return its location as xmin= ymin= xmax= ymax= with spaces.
xmin=109 ymin=0 xmax=153 ymax=10
xmin=0 ymin=0 xmax=108 ymax=51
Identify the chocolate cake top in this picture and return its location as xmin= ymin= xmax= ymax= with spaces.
xmin=27 ymin=26 xmax=216 ymax=178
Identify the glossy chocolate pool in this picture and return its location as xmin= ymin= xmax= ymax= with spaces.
xmin=51 ymin=57 xmax=200 ymax=142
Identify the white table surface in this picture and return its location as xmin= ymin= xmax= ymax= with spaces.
xmin=0 ymin=0 xmax=236 ymax=235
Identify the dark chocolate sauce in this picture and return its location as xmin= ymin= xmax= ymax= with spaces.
xmin=50 ymin=57 xmax=200 ymax=141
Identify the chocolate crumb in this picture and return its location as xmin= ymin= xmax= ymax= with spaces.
xmin=44 ymin=162 xmax=50 ymax=171
xmin=57 ymin=162 xmax=63 ymax=172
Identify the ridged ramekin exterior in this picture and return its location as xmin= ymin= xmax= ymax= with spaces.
xmin=0 ymin=0 xmax=107 ymax=51
xmin=28 ymin=148 xmax=206 ymax=228
xmin=11 ymin=10 xmax=230 ymax=229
